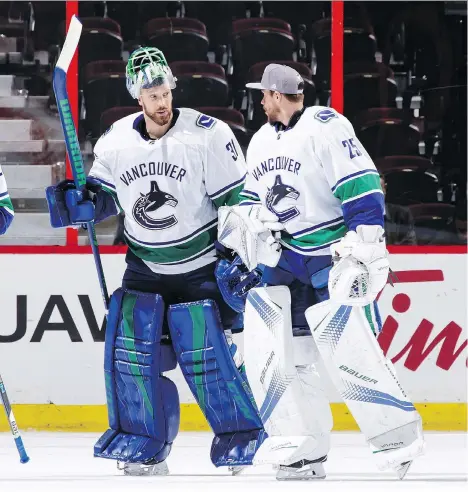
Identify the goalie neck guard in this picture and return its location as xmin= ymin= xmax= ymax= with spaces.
xmin=126 ymin=47 xmax=177 ymax=99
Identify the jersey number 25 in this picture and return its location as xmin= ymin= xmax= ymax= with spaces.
xmin=342 ymin=138 xmax=362 ymax=159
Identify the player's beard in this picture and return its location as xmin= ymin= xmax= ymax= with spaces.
xmin=141 ymin=100 xmax=172 ymax=127
xmin=265 ymin=105 xmax=281 ymax=124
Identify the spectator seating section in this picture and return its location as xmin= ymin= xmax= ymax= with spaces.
xmin=384 ymin=168 xmax=439 ymax=205
xmin=0 ymin=3 xmax=464 ymax=246
xmin=100 ymin=106 xmax=141 ymax=135
xmin=311 ymin=16 xmax=377 ymax=88
xmin=231 ymin=18 xmax=295 ymax=86
xmin=344 ymin=62 xmax=398 ymax=123
xmin=31 ymin=1 xmax=65 ymax=51
xmin=83 ymin=60 xmax=137 ymax=138
xmin=142 ymin=17 xmax=209 ymax=62
xmin=60 ymin=17 xmax=123 ymax=71
xmin=355 ymin=108 xmax=421 ymax=159
xmin=374 ymin=155 xmax=432 ymax=174
xmin=170 ymin=61 xmax=229 ymax=108
xmin=408 ymin=203 xmax=459 ymax=244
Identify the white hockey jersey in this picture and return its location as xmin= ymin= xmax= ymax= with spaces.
xmin=240 ymin=106 xmax=384 ymax=256
xmin=0 ymin=164 xmax=14 ymax=234
xmin=90 ymin=108 xmax=246 ymax=274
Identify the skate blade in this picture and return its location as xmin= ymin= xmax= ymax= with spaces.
xmin=122 ymin=461 xmax=169 ymax=476
xmin=228 ymin=466 xmax=246 ymax=476
xmin=395 ymin=461 xmax=412 ymax=480
xmin=276 ymin=473 xmax=326 ymax=481
xmin=276 ymin=463 xmax=326 ymax=481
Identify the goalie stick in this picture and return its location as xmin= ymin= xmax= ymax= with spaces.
xmin=53 ymin=15 xmax=109 ymax=312
xmin=0 ymin=373 xmax=29 ymax=463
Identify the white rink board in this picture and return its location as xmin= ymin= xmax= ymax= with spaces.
xmin=0 ymin=253 xmax=465 ymax=405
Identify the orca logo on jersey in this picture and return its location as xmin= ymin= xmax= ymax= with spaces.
xmin=265 ymin=175 xmax=300 ymax=222
xmin=132 ymin=181 xmax=178 ymax=230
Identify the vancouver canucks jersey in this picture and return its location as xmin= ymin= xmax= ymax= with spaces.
xmin=239 ymin=106 xmax=384 ymax=256
xmin=0 ymin=164 xmax=14 ymax=234
xmin=90 ymin=108 xmax=246 ymax=273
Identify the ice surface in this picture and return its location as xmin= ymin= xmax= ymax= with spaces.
xmin=0 ymin=432 xmax=466 ymax=492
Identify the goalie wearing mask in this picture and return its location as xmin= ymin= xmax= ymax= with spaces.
xmin=217 ymin=64 xmax=425 ymax=480
xmin=46 ymin=47 xmax=265 ymax=476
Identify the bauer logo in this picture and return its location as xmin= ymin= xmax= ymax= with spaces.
xmin=132 ymin=180 xmax=178 ymax=230
xmin=339 ymin=365 xmax=378 ymax=384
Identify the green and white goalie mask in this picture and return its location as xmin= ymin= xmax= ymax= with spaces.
xmin=126 ymin=47 xmax=177 ymax=99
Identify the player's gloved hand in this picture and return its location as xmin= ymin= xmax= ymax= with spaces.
xmin=330 ymin=225 xmax=390 ymax=299
xmin=331 ymin=225 xmax=387 ymax=263
xmin=218 ymin=205 xmax=283 ymax=270
xmin=46 ymin=177 xmax=102 ymax=228
xmin=233 ymin=203 xmax=284 ymax=234
xmin=257 ymin=229 xmax=282 ymax=267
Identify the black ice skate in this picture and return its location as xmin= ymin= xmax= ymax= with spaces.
xmin=276 ymin=456 xmax=327 ymax=480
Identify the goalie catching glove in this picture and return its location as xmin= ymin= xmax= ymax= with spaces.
xmin=329 ymin=225 xmax=390 ymax=306
xmin=218 ymin=204 xmax=283 ymax=271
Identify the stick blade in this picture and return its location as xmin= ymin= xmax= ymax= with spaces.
xmin=56 ymin=15 xmax=82 ymax=72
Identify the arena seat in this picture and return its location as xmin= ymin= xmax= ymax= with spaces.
xmin=142 ymin=17 xmax=209 ymax=62
xmin=170 ymin=61 xmax=229 ymax=108
xmin=59 ymin=17 xmax=123 ymax=69
xmin=83 ymin=60 xmax=137 ymax=138
xmin=99 ymin=106 xmax=141 ymax=135
xmin=355 ymin=108 xmax=421 ymax=159
xmin=344 ymin=62 xmax=398 ymax=122
xmin=384 ymin=168 xmax=439 ymax=205
xmin=311 ymin=16 xmax=377 ymax=88
xmin=409 ymin=203 xmax=458 ymax=245
xmin=374 ymin=155 xmax=432 ymax=174
xmin=230 ymin=18 xmax=295 ymax=88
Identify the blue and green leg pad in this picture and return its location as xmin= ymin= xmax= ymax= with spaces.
xmin=94 ymin=288 xmax=179 ymax=464
xmin=168 ymin=300 xmax=266 ymax=467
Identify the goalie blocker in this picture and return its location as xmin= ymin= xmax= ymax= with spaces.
xmin=94 ymin=288 xmax=265 ymax=468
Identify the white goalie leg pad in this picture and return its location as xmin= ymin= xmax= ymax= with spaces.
xmin=293 ymin=335 xmax=333 ymax=442
xmin=244 ymin=286 xmax=331 ymax=466
xmin=305 ymin=301 xmax=425 ymax=470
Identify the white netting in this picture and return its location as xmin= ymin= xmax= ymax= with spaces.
xmin=329 ymin=256 xmax=373 ymax=306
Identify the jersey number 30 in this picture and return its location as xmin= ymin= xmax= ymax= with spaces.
xmin=342 ymin=138 xmax=362 ymax=159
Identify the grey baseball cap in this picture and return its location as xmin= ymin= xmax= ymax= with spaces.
xmin=246 ymin=63 xmax=304 ymax=94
